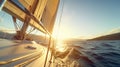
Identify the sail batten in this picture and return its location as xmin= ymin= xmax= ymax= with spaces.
xmin=1 ymin=0 xmax=59 ymax=35
xmin=3 ymin=0 xmax=47 ymax=34
xmin=41 ymin=0 xmax=60 ymax=34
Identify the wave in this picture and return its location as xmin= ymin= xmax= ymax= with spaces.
xmin=67 ymin=40 xmax=120 ymax=67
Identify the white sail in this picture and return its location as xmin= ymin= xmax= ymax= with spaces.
xmin=41 ymin=0 xmax=60 ymax=34
xmin=2 ymin=0 xmax=59 ymax=34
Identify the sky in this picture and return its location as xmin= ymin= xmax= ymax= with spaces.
xmin=0 ymin=0 xmax=120 ymax=40
xmin=0 ymin=11 xmax=15 ymax=31
xmin=53 ymin=0 xmax=120 ymax=40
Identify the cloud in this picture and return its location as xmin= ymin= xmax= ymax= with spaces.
xmin=106 ymin=27 xmax=120 ymax=35
xmin=0 ymin=26 xmax=15 ymax=33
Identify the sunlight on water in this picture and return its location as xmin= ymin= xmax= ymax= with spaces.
xmin=55 ymin=42 xmax=67 ymax=52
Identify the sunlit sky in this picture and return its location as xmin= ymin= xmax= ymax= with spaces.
xmin=53 ymin=0 xmax=120 ymax=40
xmin=0 ymin=0 xmax=120 ymax=40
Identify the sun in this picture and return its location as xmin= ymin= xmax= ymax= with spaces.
xmin=55 ymin=41 xmax=67 ymax=52
xmin=52 ymin=26 xmax=72 ymax=41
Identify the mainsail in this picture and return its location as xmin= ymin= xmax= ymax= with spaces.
xmin=1 ymin=0 xmax=59 ymax=39
xmin=0 ymin=1 xmax=61 ymax=66
xmin=41 ymin=0 xmax=60 ymax=34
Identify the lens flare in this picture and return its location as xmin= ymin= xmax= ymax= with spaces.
xmin=55 ymin=42 xmax=67 ymax=52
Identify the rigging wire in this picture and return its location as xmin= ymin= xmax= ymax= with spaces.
xmin=46 ymin=0 xmax=65 ymax=67
xmin=12 ymin=16 xmax=20 ymax=31
xmin=43 ymin=0 xmax=64 ymax=66
xmin=12 ymin=15 xmax=35 ymax=40
xmin=44 ymin=35 xmax=52 ymax=67
xmin=55 ymin=0 xmax=65 ymax=43
xmin=18 ymin=20 xmax=23 ymax=29
xmin=2 ymin=0 xmax=63 ymax=66
xmin=44 ymin=33 xmax=47 ymax=43
xmin=54 ymin=0 xmax=65 ymax=54
xmin=53 ymin=0 xmax=65 ymax=65
xmin=8 ymin=0 xmax=50 ymax=35
xmin=23 ymin=26 xmax=35 ymax=40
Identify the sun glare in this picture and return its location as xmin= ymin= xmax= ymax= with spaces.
xmin=52 ymin=26 xmax=72 ymax=41
xmin=55 ymin=42 xmax=67 ymax=52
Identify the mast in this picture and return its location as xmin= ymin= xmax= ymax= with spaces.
xmin=0 ymin=0 xmax=60 ymax=66
xmin=1 ymin=0 xmax=59 ymax=40
xmin=14 ymin=0 xmax=39 ymax=40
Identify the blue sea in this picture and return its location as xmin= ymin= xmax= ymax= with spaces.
xmin=67 ymin=40 xmax=120 ymax=67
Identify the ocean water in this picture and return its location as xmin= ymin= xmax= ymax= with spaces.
xmin=66 ymin=40 xmax=120 ymax=67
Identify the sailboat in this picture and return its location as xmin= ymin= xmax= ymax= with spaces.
xmin=1 ymin=0 xmax=110 ymax=67
xmin=0 ymin=0 xmax=68 ymax=67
